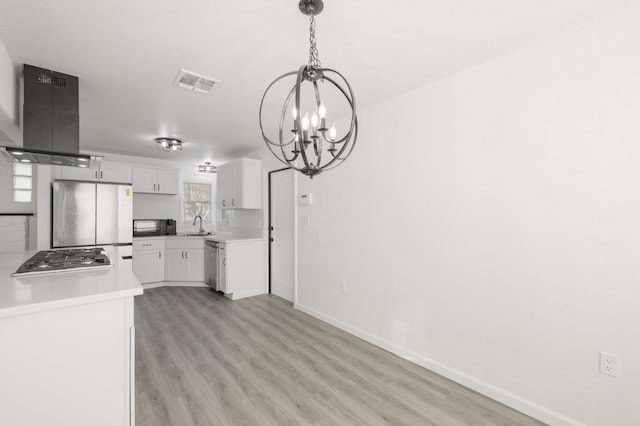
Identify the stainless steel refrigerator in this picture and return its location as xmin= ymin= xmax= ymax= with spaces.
xmin=52 ymin=180 xmax=132 ymax=248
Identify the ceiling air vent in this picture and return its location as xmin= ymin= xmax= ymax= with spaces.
xmin=174 ymin=69 xmax=220 ymax=94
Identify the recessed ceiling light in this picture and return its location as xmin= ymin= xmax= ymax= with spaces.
xmin=21 ymin=159 xmax=31 ymax=163
xmin=13 ymin=151 xmax=23 ymax=155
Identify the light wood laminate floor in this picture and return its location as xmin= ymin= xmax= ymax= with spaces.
xmin=135 ymin=287 xmax=545 ymax=426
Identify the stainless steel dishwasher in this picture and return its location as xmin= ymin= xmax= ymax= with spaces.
xmin=204 ymin=240 xmax=219 ymax=290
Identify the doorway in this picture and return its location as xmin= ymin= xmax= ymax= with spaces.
xmin=268 ymin=168 xmax=295 ymax=303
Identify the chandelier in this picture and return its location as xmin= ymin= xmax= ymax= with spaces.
xmin=259 ymin=0 xmax=358 ymax=178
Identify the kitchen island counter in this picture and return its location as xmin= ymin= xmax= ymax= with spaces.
xmin=0 ymin=245 xmax=140 ymax=426
xmin=0 ymin=245 xmax=142 ymax=319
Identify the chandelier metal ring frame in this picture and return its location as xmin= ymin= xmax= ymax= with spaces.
xmin=259 ymin=0 xmax=358 ymax=178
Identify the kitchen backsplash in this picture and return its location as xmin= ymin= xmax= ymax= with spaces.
xmin=216 ymin=209 xmax=262 ymax=237
xmin=0 ymin=216 xmax=29 ymax=252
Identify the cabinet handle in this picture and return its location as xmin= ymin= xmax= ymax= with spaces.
xmin=223 ymin=258 xmax=226 ymax=266
xmin=222 ymin=200 xmax=226 ymax=207
xmin=185 ymin=251 xmax=188 ymax=259
xmin=100 ymin=170 xmax=103 ymax=180
xmin=158 ymin=184 xmax=160 ymax=192
xmin=158 ymin=251 xmax=161 ymax=259
xmin=142 ymin=243 xmax=151 ymax=247
xmin=95 ymin=170 xmax=98 ymax=179
xmin=181 ymin=251 xmax=184 ymax=258
xmin=232 ymin=198 xmax=235 ymax=207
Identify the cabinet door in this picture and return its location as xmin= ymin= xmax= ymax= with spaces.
xmin=185 ymin=248 xmax=204 ymax=282
xmin=218 ymin=251 xmax=227 ymax=293
xmin=216 ymin=165 xmax=234 ymax=209
xmin=239 ymin=158 xmax=262 ymax=209
xmin=156 ymin=169 xmax=178 ymax=194
xmin=164 ymin=248 xmax=187 ymax=281
xmin=99 ymin=163 xmax=132 ymax=183
xmin=133 ymin=250 xmax=162 ymax=284
xmin=60 ymin=166 xmax=99 ymax=181
xmin=232 ymin=161 xmax=242 ymax=208
xmin=132 ymin=167 xmax=156 ymax=193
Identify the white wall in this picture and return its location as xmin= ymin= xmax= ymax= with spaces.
xmin=0 ymin=36 xmax=20 ymax=145
xmin=293 ymin=4 xmax=640 ymax=426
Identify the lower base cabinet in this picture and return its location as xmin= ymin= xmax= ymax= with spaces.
xmin=0 ymin=297 xmax=135 ymax=426
xmin=217 ymin=240 xmax=264 ymax=300
xmin=133 ymin=239 xmax=164 ymax=284
xmin=165 ymin=238 xmax=205 ymax=282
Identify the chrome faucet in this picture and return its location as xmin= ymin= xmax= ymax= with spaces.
xmin=193 ymin=215 xmax=204 ymax=234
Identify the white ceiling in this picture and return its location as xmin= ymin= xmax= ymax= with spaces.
xmin=0 ymin=0 xmax=637 ymax=167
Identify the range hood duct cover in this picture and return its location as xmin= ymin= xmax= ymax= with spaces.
xmin=4 ymin=64 xmax=92 ymax=167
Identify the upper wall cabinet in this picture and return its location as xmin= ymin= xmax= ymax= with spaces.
xmin=132 ymin=167 xmax=178 ymax=195
xmin=216 ymin=158 xmax=262 ymax=209
xmin=54 ymin=161 xmax=132 ymax=184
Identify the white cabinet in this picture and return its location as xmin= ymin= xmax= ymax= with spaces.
xmin=132 ymin=167 xmax=178 ymax=194
xmin=216 ymin=240 xmax=264 ymax=300
xmin=216 ymin=157 xmax=261 ymax=209
xmin=99 ymin=162 xmax=133 ymax=183
xmin=218 ymin=245 xmax=227 ymax=293
xmin=165 ymin=238 xmax=205 ymax=282
xmin=0 ymin=297 xmax=135 ymax=426
xmin=132 ymin=239 xmax=165 ymax=284
xmin=55 ymin=161 xmax=132 ymax=183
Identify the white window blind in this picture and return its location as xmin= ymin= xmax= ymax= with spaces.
xmin=13 ymin=163 xmax=33 ymax=203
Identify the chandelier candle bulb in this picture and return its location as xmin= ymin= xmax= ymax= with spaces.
xmin=328 ymin=124 xmax=337 ymax=141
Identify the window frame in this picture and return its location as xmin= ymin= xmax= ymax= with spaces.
xmin=12 ymin=162 xmax=33 ymax=203
xmin=182 ymin=181 xmax=213 ymax=225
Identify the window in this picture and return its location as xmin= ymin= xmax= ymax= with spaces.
xmin=184 ymin=182 xmax=211 ymax=223
xmin=13 ymin=163 xmax=32 ymax=203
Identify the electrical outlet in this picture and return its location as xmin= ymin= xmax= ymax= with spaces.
xmin=600 ymin=352 xmax=620 ymax=377
xmin=340 ymin=281 xmax=347 ymax=294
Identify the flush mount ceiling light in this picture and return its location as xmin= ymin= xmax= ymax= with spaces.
xmin=259 ymin=0 xmax=358 ymax=179
xmin=155 ymin=137 xmax=182 ymax=152
xmin=198 ymin=162 xmax=216 ymax=173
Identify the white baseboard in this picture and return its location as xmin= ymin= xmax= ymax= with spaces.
xmin=142 ymin=281 xmax=209 ymax=290
xmin=142 ymin=282 xmax=164 ymax=290
xmin=227 ymin=289 xmax=266 ymax=300
xmin=165 ymin=281 xmax=208 ymax=288
xmin=294 ymin=303 xmax=583 ymax=426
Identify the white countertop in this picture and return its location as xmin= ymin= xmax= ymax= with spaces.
xmin=133 ymin=234 xmax=265 ymax=244
xmin=0 ymin=246 xmax=143 ymax=319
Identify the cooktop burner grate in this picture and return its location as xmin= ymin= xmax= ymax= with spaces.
xmin=12 ymin=248 xmax=113 ymax=277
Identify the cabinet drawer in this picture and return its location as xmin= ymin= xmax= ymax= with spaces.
xmin=165 ymin=238 xmax=205 ymax=249
xmin=133 ymin=239 xmax=165 ymax=251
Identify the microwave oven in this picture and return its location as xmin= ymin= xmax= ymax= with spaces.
xmin=133 ymin=219 xmax=177 ymax=237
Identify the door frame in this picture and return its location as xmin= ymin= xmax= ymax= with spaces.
xmin=268 ymin=167 xmax=294 ymax=296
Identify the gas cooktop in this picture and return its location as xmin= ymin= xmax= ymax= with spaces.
xmin=12 ymin=248 xmax=113 ymax=277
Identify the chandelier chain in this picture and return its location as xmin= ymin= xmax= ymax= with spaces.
xmin=308 ymin=16 xmax=321 ymax=68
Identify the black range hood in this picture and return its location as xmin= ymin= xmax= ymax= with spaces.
xmin=3 ymin=64 xmax=93 ymax=167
